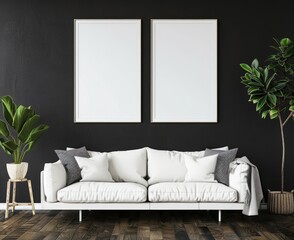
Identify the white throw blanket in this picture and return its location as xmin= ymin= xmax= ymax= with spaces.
xmin=230 ymin=156 xmax=264 ymax=216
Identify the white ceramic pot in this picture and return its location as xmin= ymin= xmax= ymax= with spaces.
xmin=6 ymin=162 xmax=28 ymax=180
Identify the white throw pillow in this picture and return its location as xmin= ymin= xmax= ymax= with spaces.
xmin=75 ymin=154 xmax=113 ymax=182
xmin=107 ymin=148 xmax=148 ymax=187
xmin=44 ymin=161 xmax=67 ymax=202
xmin=147 ymin=148 xmax=188 ymax=185
xmin=184 ymin=154 xmax=218 ymax=182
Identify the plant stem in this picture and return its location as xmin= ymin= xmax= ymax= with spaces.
xmin=283 ymin=112 xmax=293 ymax=126
xmin=19 ymin=143 xmax=29 ymax=163
xmin=278 ymin=114 xmax=285 ymax=194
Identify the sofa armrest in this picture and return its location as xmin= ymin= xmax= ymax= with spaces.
xmin=229 ymin=160 xmax=250 ymax=203
xmin=40 ymin=171 xmax=45 ymax=203
xmin=43 ymin=162 xmax=67 ymax=202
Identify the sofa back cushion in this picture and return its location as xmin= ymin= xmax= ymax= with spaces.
xmin=147 ymin=147 xmax=229 ymax=185
xmin=107 ymin=148 xmax=148 ymax=186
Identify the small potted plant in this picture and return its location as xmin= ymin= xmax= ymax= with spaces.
xmin=0 ymin=95 xmax=49 ymax=180
xmin=240 ymin=38 xmax=294 ymax=214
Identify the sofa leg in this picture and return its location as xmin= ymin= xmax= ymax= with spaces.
xmin=79 ymin=210 xmax=82 ymax=223
xmin=218 ymin=210 xmax=221 ymax=222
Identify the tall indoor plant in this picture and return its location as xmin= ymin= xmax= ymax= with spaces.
xmin=0 ymin=95 xmax=49 ymax=179
xmin=240 ymin=38 xmax=294 ymax=214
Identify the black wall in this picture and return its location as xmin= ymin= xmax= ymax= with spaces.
xmin=0 ymin=0 xmax=293 ymax=202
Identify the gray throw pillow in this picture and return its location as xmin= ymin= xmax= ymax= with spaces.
xmin=55 ymin=147 xmax=90 ymax=185
xmin=204 ymin=148 xmax=238 ymax=186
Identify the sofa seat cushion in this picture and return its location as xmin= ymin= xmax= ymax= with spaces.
xmin=148 ymin=182 xmax=238 ymax=202
xmin=57 ymin=182 xmax=147 ymax=203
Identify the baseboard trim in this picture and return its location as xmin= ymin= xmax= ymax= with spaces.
xmin=0 ymin=203 xmax=268 ymax=211
xmin=260 ymin=203 xmax=267 ymax=210
xmin=0 ymin=203 xmax=42 ymax=210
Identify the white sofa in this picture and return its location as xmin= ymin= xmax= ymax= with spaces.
xmin=41 ymin=147 xmax=250 ymax=222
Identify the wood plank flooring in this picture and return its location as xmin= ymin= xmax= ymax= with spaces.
xmin=0 ymin=210 xmax=293 ymax=240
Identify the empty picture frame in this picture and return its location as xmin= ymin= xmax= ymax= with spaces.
xmin=151 ymin=19 xmax=217 ymax=122
xmin=74 ymin=19 xmax=141 ymax=122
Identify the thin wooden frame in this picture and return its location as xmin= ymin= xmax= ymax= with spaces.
xmin=151 ymin=19 xmax=218 ymax=123
xmin=74 ymin=19 xmax=141 ymax=123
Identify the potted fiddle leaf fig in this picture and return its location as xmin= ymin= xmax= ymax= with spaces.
xmin=0 ymin=95 xmax=49 ymax=180
xmin=240 ymin=38 xmax=294 ymax=214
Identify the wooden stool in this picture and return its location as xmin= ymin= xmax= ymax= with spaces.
xmin=5 ymin=178 xmax=35 ymax=219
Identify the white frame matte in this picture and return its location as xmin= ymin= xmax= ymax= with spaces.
xmin=151 ymin=19 xmax=218 ymax=123
xmin=74 ymin=19 xmax=141 ymax=123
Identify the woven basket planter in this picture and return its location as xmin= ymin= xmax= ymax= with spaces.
xmin=268 ymin=190 xmax=294 ymax=214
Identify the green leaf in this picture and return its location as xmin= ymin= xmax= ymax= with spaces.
xmin=0 ymin=143 xmax=12 ymax=155
xmin=18 ymin=115 xmax=40 ymax=143
xmin=264 ymin=68 xmax=269 ymax=81
xmin=253 ymin=68 xmax=261 ymax=78
xmin=278 ymin=60 xmax=286 ymax=66
xmin=246 ymin=81 xmax=264 ymax=87
xmin=240 ymin=63 xmax=252 ymax=73
xmin=252 ymin=59 xmax=259 ymax=68
xmin=267 ymin=93 xmax=277 ymax=106
xmin=0 ymin=119 xmax=9 ymax=137
xmin=265 ymin=73 xmax=276 ymax=89
xmin=268 ymin=63 xmax=279 ymax=70
xmin=2 ymin=140 xmax=18 ymax=151
xmin=290 ymin=99 xmax=294 ymax=105
xmin=261 ymin=111 xmax=268 ymax=119
xmin=250 ymin=95 xmax=263 ymax=103
xmin=269 ymin=109 xmax=279 ymax=119
xmin=248 ymin=86 xmax=264 ymax=95
xmin=244 ymin=73 xmax=251 ymax=80
xmin=250 ymin=91 xmax=265 ymax=96
xmin=1 ymin=96 xmax=16 ymax=126
xmin=241 ymin=79 xmax=250 ymax=85
xmin=0 ymin=139 xmax=17 ymax=155
xmin=27 ymin=141 xmax=36 ymax=151
xmin=280 ymin=38 xmax=292 ymax=46
xmin=268 ymin=54 xmax=278 ymax=60
xmin=290 ymin=106 xmax=294 ymax=112
xmin=256 ymin=95 xmax=267 ymax=111
xmin=12 ymin=105 xmax=30 ymax=132
xmin=252 ymin=97 xmax=261 ymax=104
xmin=26 ymin=124 xmax=49 ymax=144
xmin=270 ymin=81 xmax=287 ymax=92
xmin=273 ymin=37 xmax=280 ymax=45
xmin=248 ymin=86 xmax=259 ymax=92
xmin=275 ymin=90 xmax=284 ymax=97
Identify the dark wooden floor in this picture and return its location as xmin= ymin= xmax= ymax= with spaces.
xmin=0 ymin=210 xmax=293 ymax=240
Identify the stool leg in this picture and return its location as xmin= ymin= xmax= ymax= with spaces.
xmin=27 ymin=180 xmax=35 ymax=215
xmin=5 ymin=181 xmax=10 ymax=219
xmin=12 ymin=182 xmax=16 ymax=213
